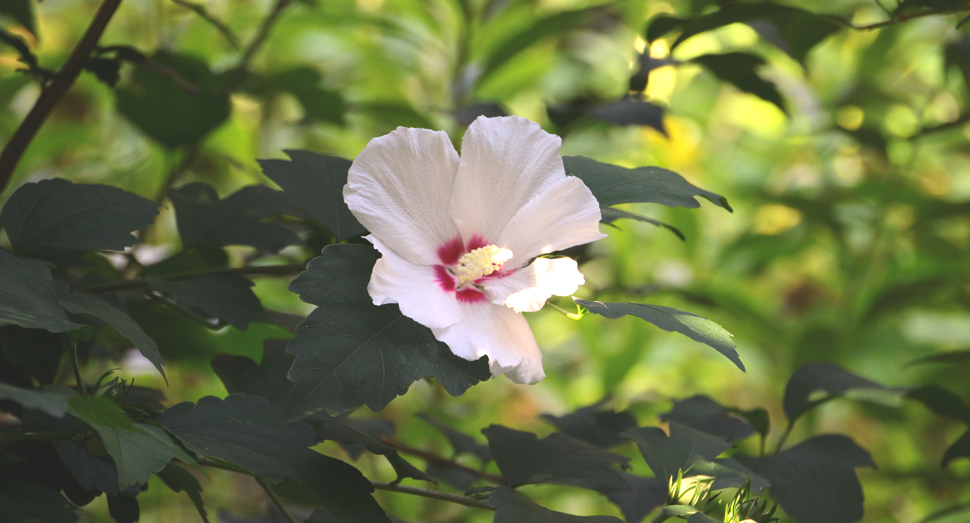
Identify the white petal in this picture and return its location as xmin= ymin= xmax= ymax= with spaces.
xmin=366 ymin=236 xmax=463 ymax=330
xmin=498 ymin=175 xmax=606 ymax=266
xmin=450 ymin=116 xmax=565 ymax=245
xmin=345 ymin=127 xmax=461 ymax=266
xmin=482 ymin=257 xmax=585 ymax=313
xmin=432 ymin=304 xmax=545 ymax=384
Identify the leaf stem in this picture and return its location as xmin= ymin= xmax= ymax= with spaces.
xmin=544 ymin=301 xmax=584 ymax=320
xmin=72 ymin=342 xmax=87 ymax=395
xmin=773 ymin=422 xmax=794 ymax=454
xmin=378 ymin=437 xmax=507 ymax=486
xmin=71 ymin=263 xmax=307 ymax=293
xmin=371 ymin=482 xmax=494 ymax=510
xmin=225 ymin=0 xmax=293 ymax=88
xmin=255 ymin=477 xmax=299 ymax=523
xmin=0 ymin=0 xmax=124 ymax=199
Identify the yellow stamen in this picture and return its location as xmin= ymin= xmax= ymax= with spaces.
xmin=456 ymin=245 xmax=512 ymax=286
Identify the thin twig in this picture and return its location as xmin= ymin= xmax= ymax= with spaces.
xmin=853 ymin=5 xmax=970 ymax=30
xmin=379 ymin=437 xmax=507 ymax=486
xmin=224 ymin=0 xmax=293 ymax=88
xmin=0 ymin=0 xmax=124 ymax=199
xmin=371 ymin=482 xmax=494 ymax=510
xmin=72 ymin=342 xmax=87 ymax=396
xmin=71 ymin=263 xmax=308 ymax=293
xmin=256 ymin=477 xmax=299 ymax=523
xmin=170 ymin=0 xmax=240 ymax=49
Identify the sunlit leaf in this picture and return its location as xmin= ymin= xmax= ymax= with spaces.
xmin=0 ymin=250 xmax=80 ymax=333
xmin=1 ymin=179 xmax=159 ymax=251
xmin=282 ymin=244 xmax=490 ymax=420
xmin=482 ymin=425 xmax=630 ymax=493
xmin=575 ymin=299 xmax=743 ymax=371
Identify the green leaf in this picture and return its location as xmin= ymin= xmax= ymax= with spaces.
xmin=735 ymin=435 xmax=875 ymax=523
xmin=606 ymin=473 xmax=667 ymax=523
xmin=211 ymin=339 xmax=295 ymax=407
xmin=906 ymin=386 xmax=970 ymax=422
xmin=562 ymin=156 xmax=732 ymax=211
xmin=418 ymin=413 xmax=491 ymax=461
xmin=315 ymin=415 xmax=435 ymax=484
xmin=943 ymin=429 xmax=970 ymax=469
xmin=281 ymin=244 xmax=490 ymax=420
xmin=575 ymin=299 xmax=743 ymax=371
xmin=907 ymin=349 xmax=970 ymax=368
xmin=146 ymin=274 xmax=263 ymax=331
xmin=622 ymin=422 xmax=729 ymax=482
xmin=58 ymin=293 xmax=166 ymax=383
xmin=0 ymin=481 xmax=95 ymax=523
xmin=896 ymin=0 xmax=970 ymax=14
xmin=168 ymin=183 xmax=302 ymax=253
xmin=583 ymin=98 xmax=666 ymax=134
xmin=253 ymin=68 xmax=346 ymax=125
xmin=600 ymin=207 xmax=685 ymax=240
xmin=1 ymin=178 xmax=159 ymax=251
xmin=659 ymin=395 xmax=756 ymax=442
xmin=53 ymin=440 xmax=123 ymax=496
xmin=157 ymin=394 xmax=390 ymax=523
xmin=0 ymin=0 xmax=35 ymax=35
xmin=258 ymin=151 xmax=367 ymax=241
xmin=488 ymin=487 xmax=623 ymax=523
xmin=157 ymin=462 xmax=209 ymax=523
xmin=482 ymin=425 xmax=630 ymax=493
xmin=116 ymin=51 xmax=231 ymax=148
xmin=690 ymin=53 xmax=786 ymax=113
xmin=783 ymin=363 xmax=903 ymax=423
xmin=68 ymin=396 xmax=193 ymax=490
xmin=0 ymin=250 xmax=81 ymax=333
xmin=539 ymin=400 xmax=638 ymax=448
xmin=0 ymin=383 xmax=73 ymax=417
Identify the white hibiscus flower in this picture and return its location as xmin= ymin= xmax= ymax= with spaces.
xmin=343 ymin=115 xmax=605 ymax=384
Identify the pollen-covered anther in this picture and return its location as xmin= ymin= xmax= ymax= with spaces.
xmin=456 ymin=245 xmax=512 ymax=286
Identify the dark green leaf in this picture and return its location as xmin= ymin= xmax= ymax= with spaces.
xmin=943 ymin=429 xmax=970 ymax=469
xmin=58 ymin=293 xmax=166 ymax=383
xmin=690 ymin=53 xmax=786 ymax=113
xmin=907 ymin=349 xmax=970 ymax=368
xmin=575 ymin=299 xmax=743 ymax=371
xmin=540 ymin=400 xmax=638 ymax=448
xmin=735 ymin=435 xmax=875 ymax=523
xmin=140 ymin=247 xmax=229 ymax=278
xmin=0 ymin=0 xmax=35 ymax=35
xmin=622 ymin=422 xmax=730 ymax=482
xmin=157 ymin=394 xmax=389 ymax=523
xmin=146 ymin=274 xmax=263 ymax=331
xmin=69 ymin=396 xmax=193 ymax=490
xmin=1 ymin=178 xmax=159 ymax=251
xmin=258 ymin=151 xmax=367 ymax=241
xmin=0 ymin=250 xmax=80 ymax=333
xmin=255 ymin=68 xmax=346 ymax=125
xmin=482 ymin=425 xmax=630 ymax=493
xmin=606 ymin=473 xmax=667 ymax=523
xmin=747 ymin=17 xmax=841 ymax=64
xmin=906 ymin=386 xmax=970 ymax=422
xmin=168 ymin=183 xmax=302 ymax=253
xmin=85 ymin=57 xmax=122 ymax=86
xmin=563 ymin=156 xmax=732 ymax=211
xmin=53 ymin=440 xmax=123 ymax=496
xmin=0 ymin=481 xmax=95 ymax=523
xmin=659 ymin=395 xmax=756 ymax=442
xmin=315 ymin=415 xmax=434 ymax=484
xmin=783 ymin=363 xmax=903 ymax=422
xmin=896 ymin=0 xmax=970 ymax=14
xmin=282 ymin=244 xmax=490 ymax=420
xmin=488 ymin=487 xmax=623 ymax=523
xmin=599 ymin=207 xmax=685 ymax=240
xmin=116 ymin=51 xmax=231 ymax=148
xmin=211 ymin=339 xmax=295 ymax=407
xmin=106 ymin=495 xmax=139 ymax=523
xmin=157 ymin=462 xmax=209 ymax=523
xmin=0 ymin=383 xmax=72 ymax=417
xmin=584 ymin=98 xmax=666 ymax=134
xmin=646 ymin=15 xmax=686 ymax=42
xmin=418 ymin=413 xmax=491 ymax=461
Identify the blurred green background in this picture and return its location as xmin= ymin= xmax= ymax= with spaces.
xmin=2 ymin=0 xmax=969 ymax=521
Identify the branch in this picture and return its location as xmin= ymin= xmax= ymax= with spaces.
xmin=853 ymin=5 xmax=970 ymax=29
xmin=371 ymin=482 xmax=494 ymax=510
xmin=224 ymin=0 xmax=293 ymax=89
xmin=71 ymin=263 xmax=307 ymax=293
xmin=170 ymin=0 xmax=240 ymax=49
xmin=0 ymin=0 xmax=124 ymax=199
xmin=255 ymin=477 xmax=299 ymax=523
xmin=379 ymin=437 xmax=507 ymax=486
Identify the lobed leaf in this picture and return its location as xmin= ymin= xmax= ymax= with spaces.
xmin=211 ymin=339 xmax=295 ymax=407
xmin=659 ymin=395 xmax=756 ymax=442
xmin=563 ymin=156 xmax=731 ymax=211
xmin=1 ymin=178 xmax=159 ymax=251
xmin=622 ymin=422 xmax=729 ymax=482
xmin=482 ymin=424 xmax=630 ymax=493
xmin=258 ymin=151 xmax=367 ymax=241
xmin=281 ymin=244 xmax=490 ymax=420
xmin=540 ymin=400 xmax=638 ymax=449
xmin=606 ymin=473 xmax=667 ymax=523
xmin=0 ymin=250 xmax=81 ymax=333
xmin=146 ymin=274 xmax=263 ymax=331
xmin=157 ymin=462 xmax=210 ymax=523
xmin=575 ymin=299 xmax=743 ymax=371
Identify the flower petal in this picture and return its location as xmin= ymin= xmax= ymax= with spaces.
xmin=345 ymin=127 xmax=461 ymax=266
xmin=498 ymin=175 xmax=606 ymax=266
xmin=432 ymin=304 xmax=545 ymax=384
xmin=367 ymin=236 xmax=464 ymax=330
xmin=483 ymin=257 xmax=585 ymax=313
xmin=450 ymin=116 xmax=565 ymax=245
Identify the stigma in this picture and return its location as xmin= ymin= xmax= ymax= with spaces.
xmin=456 ymin=245 xmax=512 ymax=286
